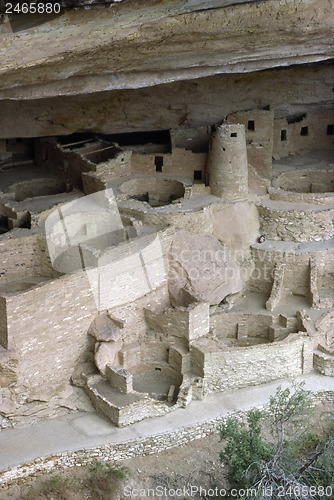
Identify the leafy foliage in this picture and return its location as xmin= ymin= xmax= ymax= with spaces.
xmin=218 ymin=381 xmax=334 ymax=500
xmin=219 ymin=409 xmax=271 ymax=488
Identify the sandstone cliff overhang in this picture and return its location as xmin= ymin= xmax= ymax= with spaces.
xmin=0 ymin=0 xmax=333 ymax=101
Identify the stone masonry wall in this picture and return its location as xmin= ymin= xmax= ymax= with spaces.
xmin=0 ymin=234 xmax=58 ymax=285
xmin=119 ymin=203 xmax=214 ymax=236
xmin=0 ymin=235 xmax=38 ymax=284
xmin=258 ymin=203 xmax=334 ymax=242
xmin=249 ymin=245 xmax=334 ymax=297
xmin=34 ymin=140 xmax=95 ymax=188
xmin=1 ymin=390 xmax=332 ymax=486
xmin=210 ymin=312 xmax=273 ymax=340
xmin=226 ymin=108 xmax=274 ymax=178
xmin=194 ymin=334 xmax=313 ymax=394
xmin=273 ymin=110 xmax=334 ymax=158
xmin=268 ymin=188 xmax=334 ymax=206
xmin=207 ymin=123 xmax=248 ymax=199
xmin=5 ymin=271 xmax=97 ymax=389
xmin=95 ymin=150 xmax=132 ymax=182
xmin=0 ymin=296 xmax=7 ymax=348
xmin=131 ymin=149 xmax=207 ymax=182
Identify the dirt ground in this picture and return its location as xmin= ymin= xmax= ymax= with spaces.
xmin=0 ymin=432 xmax=227 ymax=500
xmin=1 ymin=397 xmax=332 ymax=500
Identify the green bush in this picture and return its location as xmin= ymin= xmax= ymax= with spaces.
xmin=218 ymin=381 xmax=334 ymax=499
xmin=219 ymin=408 xmax=271 ymax=488
xmin=24 ymin=473 xmax=76 ymax=499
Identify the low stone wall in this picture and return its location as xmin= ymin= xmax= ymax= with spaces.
xmin=268 ymin=187 xmax=334 ymax=206
xmin=192 ymin=333 xmax=314 ymax=394
xmin=249 ymin=242 xmax=334 ymax=297
xmin=119 ymin=202 xmax=214 ymax=235
xmin=272 ymin=169 xmax=334 ymax=194
xmin=1 ymin=390 xmax=333 ymax=487
xmin=314 ymin=350 xmax=334 ymax=376
xmin=258 ymin=202 xmax=334 ymax=243
xmin=210 ymin=311 xmax=272 ymax=340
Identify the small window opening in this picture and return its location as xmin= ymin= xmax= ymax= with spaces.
xmin=155 ymin=156 xmax=163 ymax=172
xmin=231 ymin=132 xmax=237 ymax=138
xmin=300 ymin=126 xmax=308 ymax=136
xmin=247 ymin=120 xmax=255 ymax=131
xmin=0 ymin=215 xmax=8 ymax=234
xmin=155 ymin=367 xmax=162 ymax=372
xmin=327 ymin=124 xmax=334 ymax=135
xmin=281 ymin=130 xmax=287 ymax=141
xmin=194 ymin=170 xmax=202 ymax=181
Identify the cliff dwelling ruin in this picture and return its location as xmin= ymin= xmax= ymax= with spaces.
xmin=0 ymin=0 xmax=333 ymax=433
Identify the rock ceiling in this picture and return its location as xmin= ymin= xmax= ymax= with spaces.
xmin=0 ymin=0 xmax=333 ymax=136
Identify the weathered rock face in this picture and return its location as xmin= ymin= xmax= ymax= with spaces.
xmin=0 ymin=348 xmax=19 ymax=388
xmin=168 ymin=230 xmax=242 ymax=306
xmin=94 ymin=339 xmax=123 ymax=376
xmin=0 ymin=0 xmax=333 ymax=137
xmin=1 ymin=0 xmax=332 ymax=97
xmin=88 ymin=313 xmax=122 ymax=342
xmin=0 ymin=62 xmax=332 ymax=138
xmin=212 ymin=201 xmax=260 ymax=253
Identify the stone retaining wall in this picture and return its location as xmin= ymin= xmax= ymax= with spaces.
xmin=1 ymin=390 xmax=333 ymax=487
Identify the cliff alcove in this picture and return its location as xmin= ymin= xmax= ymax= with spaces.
xmin=0 ymin=0 xmax=333 ymax=440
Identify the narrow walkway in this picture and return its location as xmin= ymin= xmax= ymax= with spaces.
xmin=0 ymin=372 xmax=333 ymax=474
